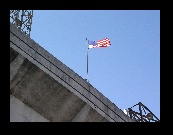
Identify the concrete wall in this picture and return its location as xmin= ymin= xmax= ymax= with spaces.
xmin=10 ymin=95 xmax=49 ymax=122
xmin=10 ymin=23 xmax=134 ymax=122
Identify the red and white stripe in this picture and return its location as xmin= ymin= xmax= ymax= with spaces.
xmin=97 ymin=38 xmax=111 ymax=47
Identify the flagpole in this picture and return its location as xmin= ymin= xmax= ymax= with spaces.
xmin=86 ymin=38 xmax=89 ymax=82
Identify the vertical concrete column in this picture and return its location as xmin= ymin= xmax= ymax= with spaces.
xmin=10 ymin=54 xmax=25 ymax=81
xmin=72 ymin=104 xmax=91 ymax=122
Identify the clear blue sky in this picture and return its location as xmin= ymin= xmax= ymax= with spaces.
xmin=30 ymin=10 xmax=160 ymax=119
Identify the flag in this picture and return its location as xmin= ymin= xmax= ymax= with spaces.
xmin=88 ymin=38 xmax=111 ymax=48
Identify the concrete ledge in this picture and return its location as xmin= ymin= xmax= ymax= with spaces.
xmin=10 ymin=23 xmax=134 ymax=122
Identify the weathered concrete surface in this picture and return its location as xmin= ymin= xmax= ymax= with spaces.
xmin=10 ymin=23 xmax=134 ymax=122
xmin=10 ymin=95 xmax=49 ymax=122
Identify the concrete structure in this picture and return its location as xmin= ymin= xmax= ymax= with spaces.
xmin=10 ymin=23 xmax=134 ymax=122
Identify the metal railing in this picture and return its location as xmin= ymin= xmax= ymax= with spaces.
xmin=124 ymin=102 xmax=160 ymax=122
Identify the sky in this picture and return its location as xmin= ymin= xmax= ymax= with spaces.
xmin=29 ymin=10 xmax=160 ymax=120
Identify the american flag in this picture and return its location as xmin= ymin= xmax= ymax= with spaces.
xmin=88 ymin=38 xmax=111 ymax=48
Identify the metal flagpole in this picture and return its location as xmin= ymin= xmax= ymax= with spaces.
xmin=86 ymin=38 xmax=89 ymax=82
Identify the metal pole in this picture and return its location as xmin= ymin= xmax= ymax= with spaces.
xmin=139 ymin=102 xmax=143 ymax=122
xmin=86 ymin=38 xmax=89 ymax=82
